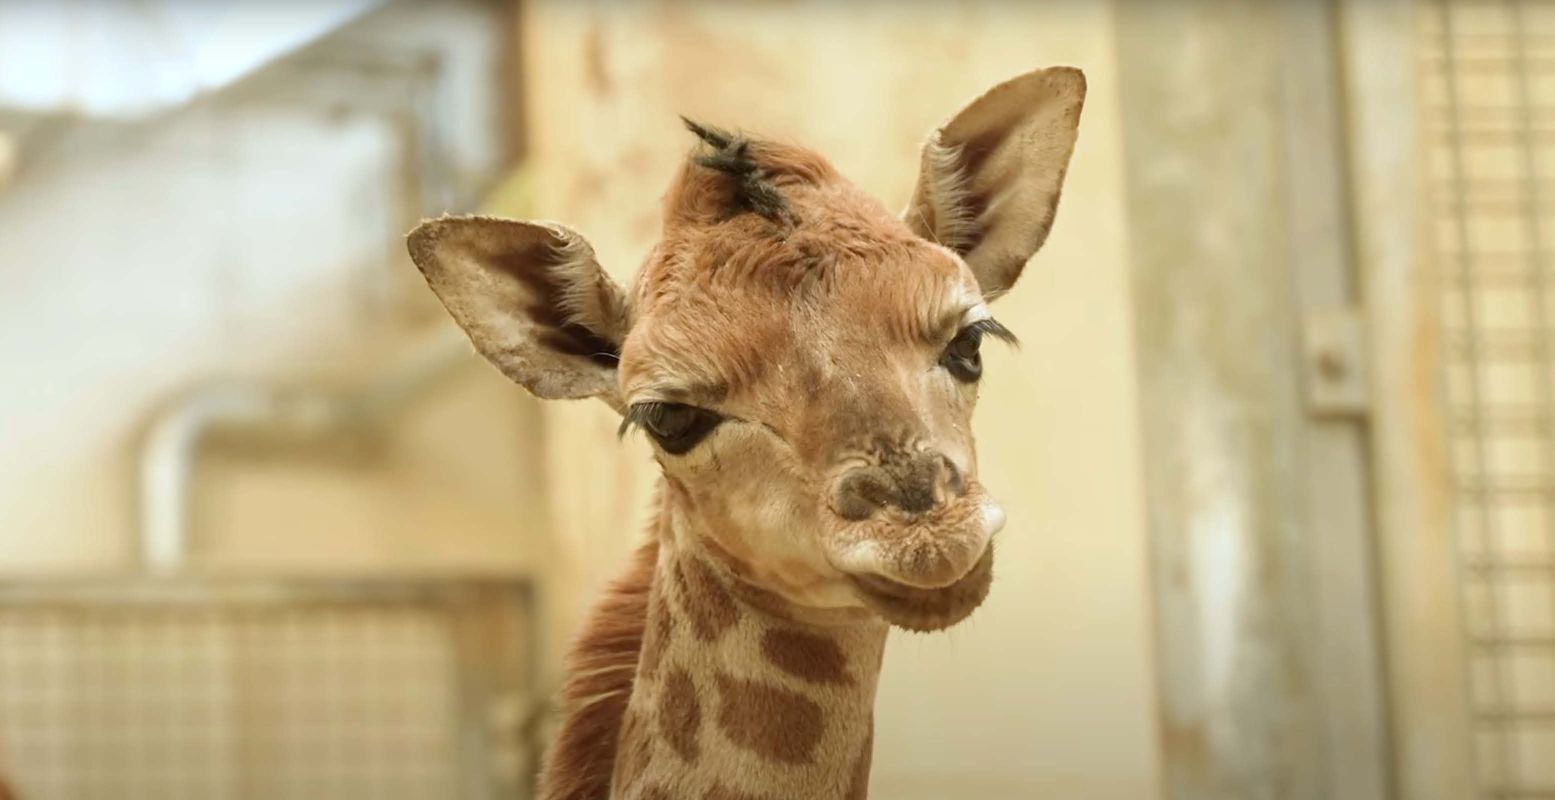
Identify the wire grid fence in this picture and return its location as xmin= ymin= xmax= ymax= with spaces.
xmin=1424 ymin=0 xmax=1555 ymax=796
xmin=0 ymin=586 xmax=532 ymax=800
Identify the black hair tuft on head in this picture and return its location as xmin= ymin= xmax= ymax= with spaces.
xmin=680 ymin=116 xmax=793 ymax=224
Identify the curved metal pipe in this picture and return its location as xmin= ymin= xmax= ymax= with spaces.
xmin=137 ymin=329 xmax=470 ymax=575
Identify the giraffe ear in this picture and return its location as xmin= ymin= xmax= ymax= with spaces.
xmin=904 ymin=67 xmax=1086 ymax=300
xmin=408 ymin=215 xmax=628 ymax=406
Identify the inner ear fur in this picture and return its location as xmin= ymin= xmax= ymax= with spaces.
xmin=407 ymin=215 xmax=629 ymax=404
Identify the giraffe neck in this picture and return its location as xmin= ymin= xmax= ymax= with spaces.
xmin=610 ymin=500 xmax=888 ymax=800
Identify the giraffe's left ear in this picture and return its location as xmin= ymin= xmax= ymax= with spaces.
xmin=904 ymin=66 xmax=1086 ymax=300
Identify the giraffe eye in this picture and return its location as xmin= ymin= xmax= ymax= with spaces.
xmin=940 ymin=318 xmax=1017 ymax=384
xmin=623 ymin=402 xmax=725 ymax=454
xmin=941 ymin=328 xmax=985 ymax=382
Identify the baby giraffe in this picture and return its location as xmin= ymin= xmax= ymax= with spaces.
xmin=409 ymin=67 xmax=1084 ymax=800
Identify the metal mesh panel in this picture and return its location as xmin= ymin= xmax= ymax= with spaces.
xmin=1424 ymin=1 xmax=1555 ymax=796
xmin=0 ymin=584 xmax=534 ymax=800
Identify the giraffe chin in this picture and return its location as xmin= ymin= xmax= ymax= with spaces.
xmin=848 ymin=546 xmax=994 ymax=633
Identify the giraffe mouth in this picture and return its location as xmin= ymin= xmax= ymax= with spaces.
xmin=847 ymin=546 xmax=994 ymax=632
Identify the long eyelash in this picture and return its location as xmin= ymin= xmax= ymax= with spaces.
xmin=619 ymin=401 xmax=671 ymax=439
xmin=966 ymin=318 xmax=1019 ymax=346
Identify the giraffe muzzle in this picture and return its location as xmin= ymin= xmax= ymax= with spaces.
xmin=848 ymin=545 xmax=995 ymax=632
xmin=825 ymin=472 xmax=1004 ymax=593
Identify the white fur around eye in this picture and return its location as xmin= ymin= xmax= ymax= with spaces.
xmin=960 ymin=302 xmax=991 ymax=326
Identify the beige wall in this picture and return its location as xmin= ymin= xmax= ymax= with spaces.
xmin=0 ymin=0 xmax=532 ymax=578
xmin=517 ymin=2 xmax=1161 ymax=797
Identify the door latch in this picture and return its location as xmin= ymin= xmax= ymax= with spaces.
xmin=1302 ymin=307 xmax=1369 ymax=418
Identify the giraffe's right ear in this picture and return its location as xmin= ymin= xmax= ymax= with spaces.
xmin=408 ymin=216 xmax=628 ymax=405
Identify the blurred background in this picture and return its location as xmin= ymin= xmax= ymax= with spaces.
xmin=0 ymin=0 xmax=1544 ymax=798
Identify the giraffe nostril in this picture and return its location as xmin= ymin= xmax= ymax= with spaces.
xmin=833 ymin=451 xmax=964 ymax=519
xmin=833 ymin=466 xmax=896 ymax=520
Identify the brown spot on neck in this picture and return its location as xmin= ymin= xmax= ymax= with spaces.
xmin=674 ymin=556 xmax=740 ymax=641
xmin=639 ymin=594 xmax=676 ymax=681
xmin=761 ymin=628 xmax=854 ymax=686
xmin=712 ymin=671 xmax=825 ymax=765
xmin=660 ymin=668 xmax=703 ymax=763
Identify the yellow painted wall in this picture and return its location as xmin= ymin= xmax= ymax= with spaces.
xmin=516 ymin=2 xmax=1161 ymax=797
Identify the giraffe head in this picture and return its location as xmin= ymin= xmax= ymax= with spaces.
xmin=410 ymin=68 xmax=1084 ymax=632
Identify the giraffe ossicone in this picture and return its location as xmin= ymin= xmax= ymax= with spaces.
xmin=409 ymin=65 xmax=1086 ymax=800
